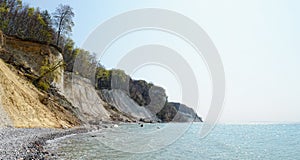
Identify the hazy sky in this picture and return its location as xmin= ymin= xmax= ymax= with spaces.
xmin=24 ymin=0 xmax=300 ymax=123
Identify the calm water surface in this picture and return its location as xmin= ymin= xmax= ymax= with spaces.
xmin=46 ymin=123 xmax=300 ymax=160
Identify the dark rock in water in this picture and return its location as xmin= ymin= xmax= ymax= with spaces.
xmin=140 ymin=124 xmax=144 ymax=127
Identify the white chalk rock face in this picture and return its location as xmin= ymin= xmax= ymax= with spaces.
xmin=64 ymin=72 xmax=111 ymax=123
xmin=101 ymin=89 xmax=158 ymax=121
xmin=51 ymin=53 xmax=64 ymax=94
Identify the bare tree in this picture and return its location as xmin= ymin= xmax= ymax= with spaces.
xmin=52 ymin=4 xmax=74 ymax=46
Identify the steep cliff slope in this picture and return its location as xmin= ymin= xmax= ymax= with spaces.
xmin=157 ymin=102 xmax=202 ymax=122
xmin=0 ymin=36 xmax=64 ymax=92
xmin=0 ymin=32 xmax=202 ymax=127
xmin=0 ymin=59 xmax=80 ymax=128
xmin=64 ymin=72 xmax=111 ymax=123
xmin=96 ymin=69 xmax=202 ymax=122
xmin=100 ymin=89 xmax=158 ymax=122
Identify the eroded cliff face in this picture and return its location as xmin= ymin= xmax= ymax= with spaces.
xmin=64 ymin=72 xmax=111 ymax=124
xmin=0 ymin=36 xmax=64 ymax=93
xmin=96 ymin=69 xmax=202 ymax=123
xmin=157 ymin=102 xmax=203 ymax=122
xmin=0 ymin=59 xmax=80 ymax=128
xmin=100 ymin=89 xmax=159 ymax=122
xmin=0 ymin=33 xmax=202 ymax=127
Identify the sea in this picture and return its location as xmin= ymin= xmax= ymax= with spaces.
xmin=45 ymin=123 xmax=300 ymax=160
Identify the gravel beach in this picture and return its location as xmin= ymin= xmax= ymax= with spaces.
xmin=0 ymin=127 xmax=91 ymax=160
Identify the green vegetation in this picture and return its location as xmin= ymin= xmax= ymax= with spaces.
xmin=0 ymin=0 xmax=53 ymax=42
xmin=96 ymin=67 xmax=112 ymax=89
xmin=36 ymin=80 xmax=50 ymax=91
xmin=0 ymin=0 xmax=74 ymax=47
xmin=0 ymin=0 xmax=96 ymax=88
xmin=0 ymin=1 xmax=202 ymax=122
xmin=34 ymin=60 xmax=64 ymax=91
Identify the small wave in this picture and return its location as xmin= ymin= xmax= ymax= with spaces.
xmin=46 ymin=133 xmax=78 ymax=144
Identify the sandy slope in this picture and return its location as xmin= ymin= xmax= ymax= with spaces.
xmin=0 ymin=59 xmax=79 ymax=128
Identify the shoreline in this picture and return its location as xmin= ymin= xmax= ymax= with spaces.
xmin=0 ymin=122 xmax=200 ymax=159
xmin=0 ymin=125 xmax=110 ymax=160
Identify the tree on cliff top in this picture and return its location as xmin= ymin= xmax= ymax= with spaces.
xmin=0 ymin=0 xmax=54 ymax=42
xmin=52 ymin=4 xmax=74 ymax=47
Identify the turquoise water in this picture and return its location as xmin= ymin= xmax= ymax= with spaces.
xmin=46 ymin=123 xmax=300 ymax=160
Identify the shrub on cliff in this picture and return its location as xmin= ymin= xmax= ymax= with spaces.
xmin=34 ymin=60 xmax=64 ymax=92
